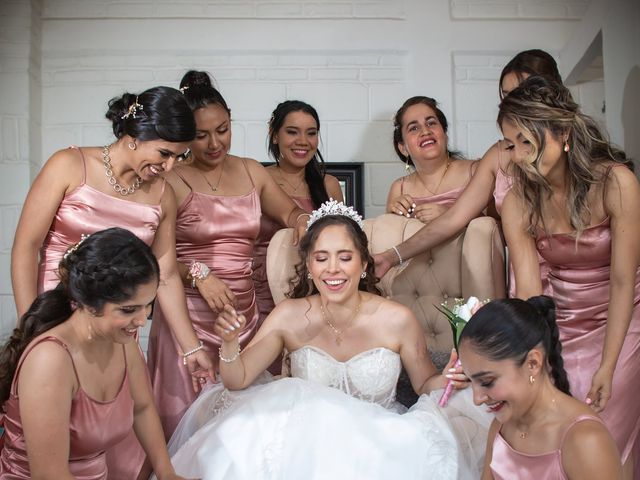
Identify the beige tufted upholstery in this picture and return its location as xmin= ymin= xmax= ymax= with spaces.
xmin=266 ymin=213 xmax=506 ymax=367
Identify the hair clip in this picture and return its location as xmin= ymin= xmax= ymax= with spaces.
xmin=63 ymin=233 xmax=90 ymax=259
xmin=121 ymin=96 xmax=144 ymax=119
xmin=179 ymin=86 xmax=189 ymax=94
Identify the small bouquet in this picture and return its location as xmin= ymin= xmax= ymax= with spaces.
xmin=435 ymin=296 xmax=486 ymax=407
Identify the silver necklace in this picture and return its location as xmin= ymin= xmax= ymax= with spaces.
xmin=102 ymin=145 xmax=142 ymax=196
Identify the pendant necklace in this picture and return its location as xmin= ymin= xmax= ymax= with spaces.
xmin=199 ymin=157 xmax=226 ymax=192
xmin=416 ymin=160 xmax=451 ymax=195
xmin=277 ymin=167 xmax=305 ymax=193
xmin=320 ymin=299 xmax=362 ymax=346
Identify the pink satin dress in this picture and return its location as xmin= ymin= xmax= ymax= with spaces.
xmin=147 ymin=164 xmax=261 ymax=440
xmin=536 ymin=218 xmax=640 ymax=463
xmin=493 ymin=164 xmax=552 ymax=297
xmin=36 ymin=147 xmax=162 ymax=479
xmin=490 ymin=415 xmax=604 ymax=479
xmin=0 ymin=337 xmax=133 ymax=480
xmin=253 ymin=196 xmax=315 ymax=325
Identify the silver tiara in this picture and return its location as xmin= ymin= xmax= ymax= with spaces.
xmin=307 ymin=199 xmax=364 ymax=231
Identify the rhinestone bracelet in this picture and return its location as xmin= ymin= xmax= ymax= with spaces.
xmin=391 ymin=245 xmax=404 ymax=266
xmin=219 ymin=344 xmax=241 ymax=363
xmin=182 ymin=341 xmax=205 ymax=365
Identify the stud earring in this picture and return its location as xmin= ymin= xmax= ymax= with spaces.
xmin=360 ymin=271 xmax=367 ymax=279
xmin=128 ymin=141 xmax=137 ymax=150
xmin=307 ymin=272 xmax=312 ymax=280
xmin=529 ymin=374 xmax=535 ymax=385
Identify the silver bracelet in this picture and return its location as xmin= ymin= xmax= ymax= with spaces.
xmin=391 ymin=246 xmax=404 ymax=265
xmin=219 ymin=344 xmax=241 ymax=363
xmin=182 ymin=341 xmax=204 ymax=365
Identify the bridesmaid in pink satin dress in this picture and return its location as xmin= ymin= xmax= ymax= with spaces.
xmin=386 ymin=96 xmax=477 ymax=224
xmin=460 ymin=297 xmax=622 ymax=480
xmin=253 ymin=100 xmax=343 ymax=325
xmin=10 ymin=87 xmax=214 ymax=479
xmin=147 ymin=72 xmax=310 ymax=440
xmin=499 ymin=76 xmax=640 ymax=479
xmin=1 ymin=229 xmax=186 ymax=480
xmin=374 ymin=50 xmax=563 ymax=293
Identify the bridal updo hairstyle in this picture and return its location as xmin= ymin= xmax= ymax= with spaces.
xmin=290 ymin=215 xmax=380 ymax=298
xmin=105 ymin=86 xmax=196 ymax=143
xmin=179 ymin=70 xmax=231 ymax=116
xmin=459 ymin=295 xmax=571 ymax=395
xmin=0 ymin=228 xmax=160 ymax=404
xmin=267 ymin=100 xmax=330 ymax=209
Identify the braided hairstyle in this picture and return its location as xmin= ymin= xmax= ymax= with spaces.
xmin=267 ymin=100 xmax=330 ymax=209
xmin=289 ymin=215 xmax=380 ymax=299
xmin=0 ymin=228 xmax=159 ymax=404
xmin=459 ymin=295 xmax=571 ymax=395
xmin=105 ymin=86 xmax=195 ymax=143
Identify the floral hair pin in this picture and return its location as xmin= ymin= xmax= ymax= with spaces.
xmin=307 ymin=198 xmax=364 ymax=231
xmin=121 ymin=96 xmax=144 ymax=119
xmin=63 ymin=233 xmax=90 ymax=259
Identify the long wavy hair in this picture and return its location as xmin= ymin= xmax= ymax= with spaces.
xmin=497 ymin=76 xmax=632 ymax=237
xmin=288 ymin=215 xmax=380 ymax=298
xmin=268 ymin=100 xmax=330 ymax=209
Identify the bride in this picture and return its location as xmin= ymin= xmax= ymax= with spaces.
xmin=165 ymin=201 xmax=490 ymax=479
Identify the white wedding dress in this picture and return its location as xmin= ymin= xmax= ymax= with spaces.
xmin=166 ymin=346 xmax=490 ymax=480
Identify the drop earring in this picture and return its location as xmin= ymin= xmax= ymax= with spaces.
xmin=529 ymin=374 xmax=535 ymax=385
xmin=307 ymin=272 xmax=312 ymax=280
xmin=563 ymin=141 xmax=570 ymax=153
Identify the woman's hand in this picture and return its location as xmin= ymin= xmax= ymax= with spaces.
xmin=389 ymin=194 xmax=415 ymax=218
xmin=586 ymin=366 xmax=614 ymax=412
xmin=413 ymin=203 xmax=447 ymax=224
xmin=373 ymin=250 xmax=396 ymax=280
xmin=185 ymin=349 xmax=215 ymax=393
xmin=292 ymin=213 xmax=310 ymax=246
xmin=213 ymin=304 xmax=247 ymax=343
xmin=443 ymin=349 xmax=469 ymax=391
xmin=196 ymin=273 xmax=237 ymax=312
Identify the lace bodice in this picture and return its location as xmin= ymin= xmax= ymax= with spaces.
xmin=289 ymin=346 xmax=401 ymax=408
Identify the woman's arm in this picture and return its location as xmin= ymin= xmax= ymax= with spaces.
xmin=215 ymin=302 xmax=291 ymax=390
xmin=152 ymin=185 xmax=214 ymax=387
xmin=562 ymin=419 xmax=622 ymax=479
xmin=375 ymin=143 xmax=502 ymax=278
xmin=126 ymin=342 xmax=186 ymax=480
xmin=324 ymin=174 xmax=344 ymax=203
xmin=19 ymin=341 xmax=77 ymax=480
xmin=587 ymin=167 xmax=640 ymax=411
xmin=11 ymin=150 xmax=78 ymax=318
xmin=500 ymin=191 xmax=543 ymax=299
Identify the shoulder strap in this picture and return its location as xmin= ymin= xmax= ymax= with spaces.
xmin=173 ymin=168 xmax=193 ymax=191
xmin=400 ymin=176 xmax=406 ymax=195
xmin=69 ymin=146 xmax=87 ymax=185
xmin=241 ymin=158 xmax=256 ymax=188
xmin=559 ymin=414 xmax=604 ymax=447
xmin=11 ymin=336 xmax=80 ymax=396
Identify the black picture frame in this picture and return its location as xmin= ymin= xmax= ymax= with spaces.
xmin=260 ymin=161 xmax=365 ymax=216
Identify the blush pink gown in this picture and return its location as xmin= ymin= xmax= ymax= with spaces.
xmin=252 ymin=196 xmax=315 ymax=325
xmin=0 ymin=337 xmax=134 ymax=480
xmin=35 ymin=147 xmax=161 ymax=479
xmin=536 ymin=218 xmax=640 ymax=465
xmin=490 ymin=415 xmax=604 ymax=479
xmin=147 ymin=164 xmax=261 ymax=440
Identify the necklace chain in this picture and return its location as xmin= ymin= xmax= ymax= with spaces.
xmin=416 ymin=160 xmax=451 ymax=195
xmin=320 ymin=299 xmax=362 ymax=346
xmin=199 ymin=157 xmax=226 ymax=192
xmin=102 ymin=145 xmax=142 ymax=196
xmin=277 ymin=167 xmax=305 ymax=193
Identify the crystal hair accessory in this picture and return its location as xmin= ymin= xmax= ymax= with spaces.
xmin=306 ymin=198 xmax=364 ymax=231
xmin=179 ymin=86 xmax=189 ymax=94
xmin=63 ymin=233 xmax=90 ymax=259
xmin=121 ymin=96 xmax=144 ymax=119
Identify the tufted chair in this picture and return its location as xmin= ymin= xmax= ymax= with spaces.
xmin=266 ymin=213 xmax=506 ymax=370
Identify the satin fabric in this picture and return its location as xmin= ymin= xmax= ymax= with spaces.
xmin=148 ymin=183 xmax=261 ymax=440
xmin=35 ymin=147 xmax=162 ymax=479
xmin=400 ymin=174 xmax=466 ymax=210
xmin=535 ymin=217 xmax=640 ymax=463
xmin=490 ymin=415 xmax=604 ymax=480
xmin=252 ymin=196 xmax=315 ymax=325
xmin=493 ymin=165 xmax=552 ymax=297
xmin=0 ymin=337 xmax=133 ymax=480
xmin=164 ymin=346 xmax=491 ymax=480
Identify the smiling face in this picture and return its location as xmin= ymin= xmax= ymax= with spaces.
xmin=459 ymin=340 xmax=537 ymax=424
xmin=307 ymin=224 xmax=366 ymax=305
xmin=273 ymin=110 xmax=319 ymax=170
xmin=398 ymin=103 xmax=448 ymax=166
xmin=90 ymin=279 xmax=157 ymax=344
xmin=190 ymin=103 xmax=232 ymax=167
xmin=501 ymin=118 xmax=565 ymax=178
xmin=132 ymin=139 xmax=191 ymax=181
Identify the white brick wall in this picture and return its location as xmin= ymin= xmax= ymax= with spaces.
xmin=2 ymin=0 xmax=622 ymax=340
